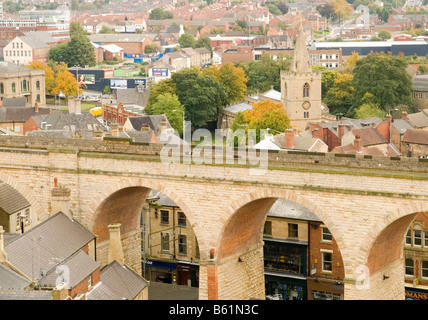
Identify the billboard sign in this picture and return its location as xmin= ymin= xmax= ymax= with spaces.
xmin=78 ymin=74 xmax=95 ymax=85
xmin=110 ymin=79 xmax=128 ymax=89
xmin=152 ymin=68 xmax=168 ymax=77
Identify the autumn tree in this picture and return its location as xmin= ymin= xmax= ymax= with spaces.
xmin=202 ymin=62 xmax=248 ymax=105
xmin=230 ymin=100 xmax=290 ymax=143
xmin=51 ymin=69 xmax=82 ymax=101
xmin=27 ymin=61 xmax=55 ymax=94
xmin=330 ymin=0 xmax=353 ymax=22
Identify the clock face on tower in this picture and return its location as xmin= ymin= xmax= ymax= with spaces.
xmin=302 ymin=101 xmax=311 ymax=110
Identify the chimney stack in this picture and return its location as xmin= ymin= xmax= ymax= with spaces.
xmin=338 ymin=122 xmax=344 ymax=139
xmin=107 ymin=223 xmax=124 ymax=265
xmin=51 ymin=182 xmax=72 ymax=218
xmin=285 ymin=129 xmax=294 ymax=148
xmin=401 ymin=111 xmax=408 ymax=120
xmin=0 ymin=226 xmax=8 ymax=263
xmin=34 ymin=100 xmax=39 ymax=113
xmin=161 ymin=118 xmax=168 ymax=133
xmin=385 ymin=114 xmax=392 ymax=123
xmin=111 ymin=122 xmax=119 ymax=137
xmin=68 ymin=98 xmax=82 ymax=114
xmin=354 ymin=135 xmax=362 ymax=152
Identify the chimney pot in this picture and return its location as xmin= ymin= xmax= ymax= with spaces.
xmin=354 ymin=135 xmax=362 ymax=152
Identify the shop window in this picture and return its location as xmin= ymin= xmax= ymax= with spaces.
xmin=177 ymin=212 xmax=186 ymax=227
xmin=288 ymin=223 xmax=298 ymax=238
xmin=322 ymin=251 xmax=332 ymax=272
xmin=322 ymin=226 xmax=332 ymax=242
xmin=263 ymin=242 xmax=303 ymax=274
xmin=405 ymin=258 xmax=414 ymax=276
xmin=160 ymin=210 xmax=169 ymax=224
xmin=178 ymin=235 xmax=187 ymax=255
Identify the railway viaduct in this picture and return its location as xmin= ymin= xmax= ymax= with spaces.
xmin=0 ymin=135 xmax=427 ymax=300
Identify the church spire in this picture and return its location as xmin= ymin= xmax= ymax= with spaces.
xmin=291 ymin=23 xmax=312 ymax=73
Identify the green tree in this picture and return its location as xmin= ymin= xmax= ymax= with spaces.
xmin=195 ymin=36 xmax=213 ymax=56
xmin=312 ymin=65 xmax=339 ymax=98
xmin=171 ymin=68 xmax=226 ymax=128
xmin=144 ymin=93 xmax=184 ymax=134
xmin=246 ymin=53 xmax=291 ymax=93
xmin=351 ymin=53 xmax=413 ymax=112
xmin=178 ymin=33 xmax=196 ymax=48
xmin=354 ymin=102 xmax=386 ymax=119
xmin=70 ymin=21 xmax=88 ymax=37
xmin=378 ymin=29 xmax=391 ymax=40
xmin=146 ymin=79 xmax=177 ymax=108
xmin=99 ymin=25 xmax=114 ymax=34
xmin=66 ymin=34 xmax=96 ymax=67
xmin=149 ymin=7 xmax=173 ymax=20
xmin=324 ymin=73 xmax=354 ymax=116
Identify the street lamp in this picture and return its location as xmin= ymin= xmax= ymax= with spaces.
xmin=73 ymin=65 xmax=83 ymax=98
xmin=389 ymin=108 xmax=398 ymax=117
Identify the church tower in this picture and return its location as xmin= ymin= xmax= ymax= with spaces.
xmin=280 ymin=23 xmax=322 ymax=132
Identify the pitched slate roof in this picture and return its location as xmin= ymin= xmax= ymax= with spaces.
xmin=0 ymin=289 xmax=52 ymax=300
xmin=0 ymin=181 xmax=31 ymax=215
xmin=39 ymin=110 xmax=106 ymax=132
xmin=402 ymin=128 xmax=428 ymax=145
xmin=407 ymin=109 xmax=428 ymax=128
xmin=86 ymin=260 xmax=147 ymax=300
xmin=0 ymin=264 xmax=32 ymax=290
xmin=38 ymin=250 xmax=100 ymax=289
xmin=268 ymin=198 xmax=321 ymax=221
xmin=4 ymin=212 xmax=96 ymax=283
xmin=126 ymin=114 xmax=171 ymax=131
xmin=352 ymin=127 xmax=387 ymax=146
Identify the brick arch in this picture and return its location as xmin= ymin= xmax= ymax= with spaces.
xmin=216 ymin=188 xmax=344 ymax=260
xmin=0 ymin=171 xmax=44 ymax=223
xmin=86 ymin=178 xmax=196 ymax=243
xmin=365 ymin=202 xmax=428 ymax=275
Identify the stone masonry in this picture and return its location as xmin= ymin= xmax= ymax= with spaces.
xmin=0 ymin=136 xmax=427 ymax=299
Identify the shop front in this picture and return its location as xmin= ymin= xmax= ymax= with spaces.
xmin=265 ymin=273 xmax=307 ymax=300
xmin=306 ymin=277 xmax=344 ymax=300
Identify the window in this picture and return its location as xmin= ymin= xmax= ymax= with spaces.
xmin=406 ymin=230 xmax=412 ymax=246
xmin=414 ymin=230 xmax=422 ymax=246
xmin=405 ymin=258 xmax=414 ymax=276
xmin=264 ymin=220 xmax=272 ymax=236
xmin=24 ymin=208 xmax=30 ymax=225
xmin=177 ymin=212 xmax=186 ymax=227
xmin=88 ymin=275 xmax=92 ymax=288
xmin=0 ymin=83 xmax=3 ymax=94
xmin=422 ymin=261 xmax=428 ymax=278
xmin=36 ymin=81 xmax=40 ymax=90
xmin=12 ymin=83 xmax=15 ymax=93
xmin=303 ymin=83 xmax=309 ymax=98
xmin=322 ymin=251 xmax=332 ymax=272
xmin=37 ymin=94 xmax=40 ymax=103
xmin=16 ymin=213 xmax=21 ymax=230
xmin=22 ymin=80 xmax=27 ymax=92
xmin=418 ymin=92 xmax=423 ymax=99
xmin=288 ymin=223 xmax=298 ymax=238
xmin=322 ymin=227 xmax=332 ymax=242
xmin=425 ymin=231 xmax=428 ymax=247
xmin=160 ymin=210 xmax=169 ymax=224
xmin=178 ymin=235 xmax=187 ymax=254
xmin=161 ymin=233 xmax=170 ymax=252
